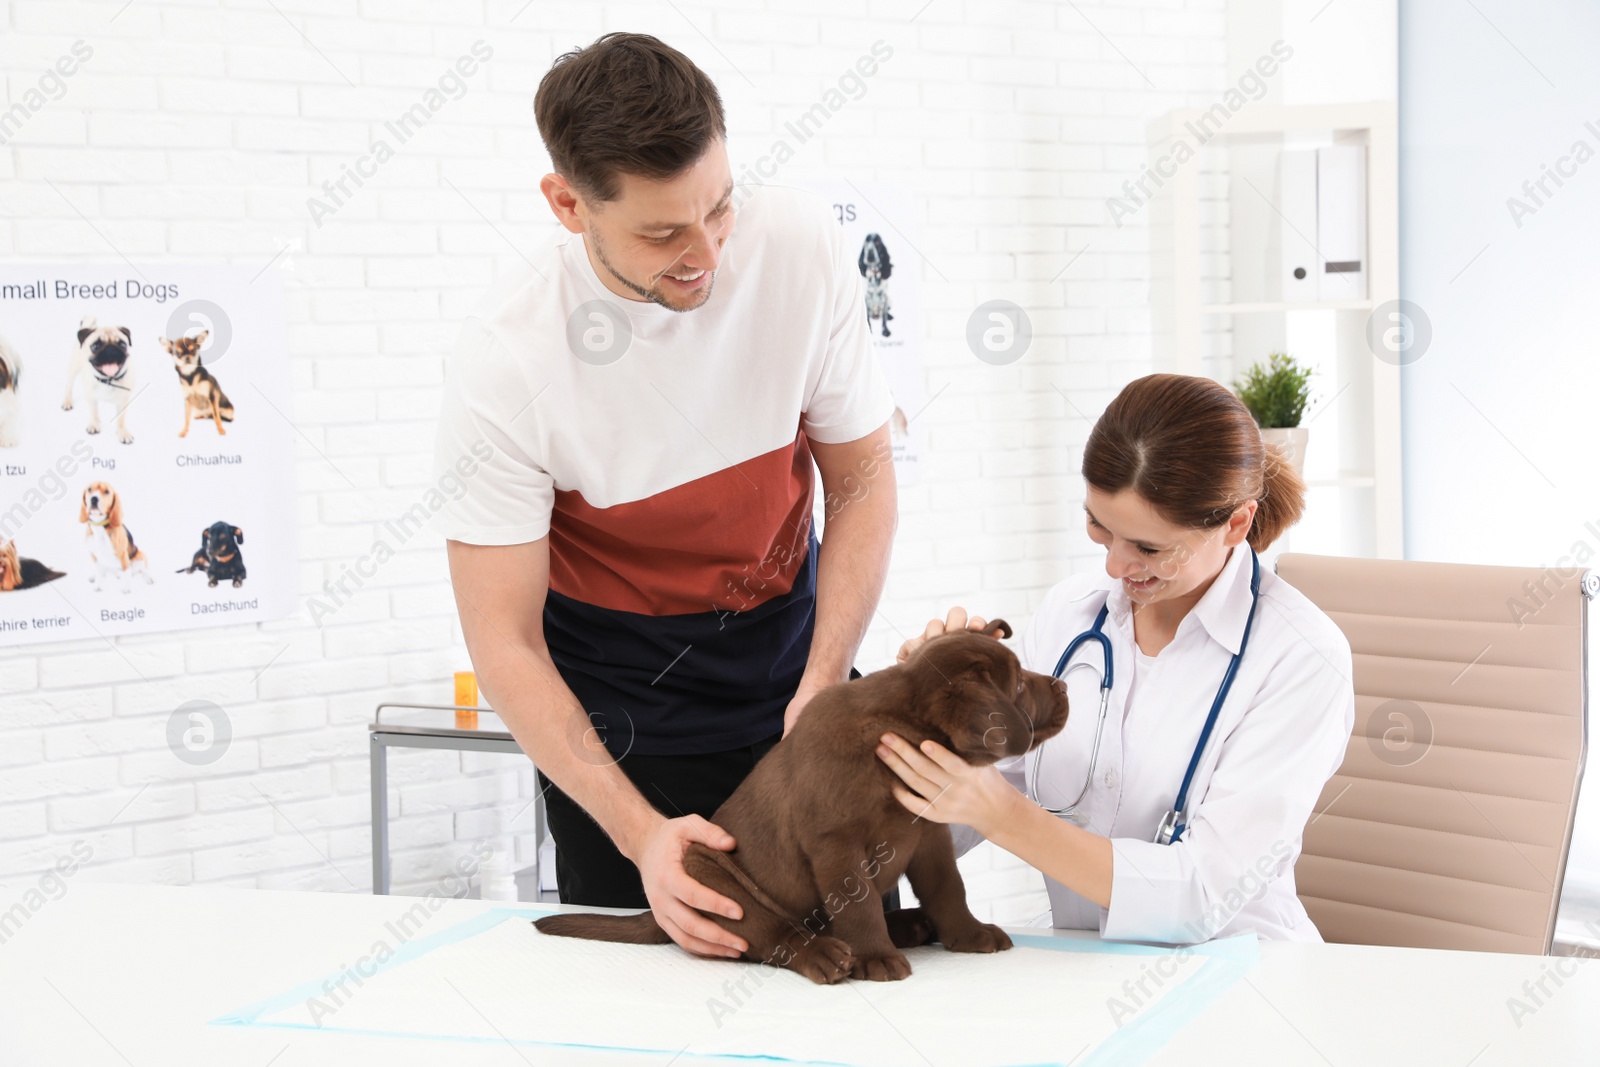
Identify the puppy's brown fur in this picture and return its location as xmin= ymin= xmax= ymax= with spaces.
xmin=534 ymin=622 xmax=1068 ymax=984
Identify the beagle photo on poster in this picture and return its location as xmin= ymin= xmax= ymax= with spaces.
xmin=62 ymin=315 xmax=138 ymax=445
xmin=79 ymin=481 xmax=153 ymax=592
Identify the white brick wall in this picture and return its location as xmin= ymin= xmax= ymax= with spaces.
xmin=0 ymin=0 xmax=1230 ymax=921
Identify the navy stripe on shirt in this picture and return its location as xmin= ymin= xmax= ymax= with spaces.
xmin=542 ymin=534 xmax=818 ymax=757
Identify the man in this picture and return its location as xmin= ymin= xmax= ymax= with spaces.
xmin=432 ymin=33 xmax=897 ymax=961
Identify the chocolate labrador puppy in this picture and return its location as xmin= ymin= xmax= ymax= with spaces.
xmin=534 ymin=621 xmax=1069 ymax=984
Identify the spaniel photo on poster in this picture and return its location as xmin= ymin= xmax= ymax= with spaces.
xmin=858 ymin=232 xmax=894 ymax=338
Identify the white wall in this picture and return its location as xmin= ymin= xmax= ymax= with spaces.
xmin=1396 ymin=0 xmax=1600 ymax=921
xmin=0 ymin=0 xmax=1236 ymax=922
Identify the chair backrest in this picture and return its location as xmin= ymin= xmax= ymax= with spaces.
xmin=1275 ymin=553 xmax=1593 ymax=954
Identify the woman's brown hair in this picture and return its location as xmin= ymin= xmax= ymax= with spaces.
xmin=1081 ymin=373 xmax=1306 ymax=551
xmin=534 ymin=33 xmax=726 ymax=203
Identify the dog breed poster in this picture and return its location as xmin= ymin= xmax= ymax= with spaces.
xmin=0 ymin=265 xmax=295 ymax=647
xmin=808 ymin=182 xmax=925 ymax=485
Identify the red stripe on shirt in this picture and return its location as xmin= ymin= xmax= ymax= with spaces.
xmin=547 ymin=430 xmax=815 ymax=616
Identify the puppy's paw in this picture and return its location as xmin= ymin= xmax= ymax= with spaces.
xmin=85 ymin=424 xmax=99 ymax=435
xmin=792 ymin=935 xmax=855 ymax=985
xmin=884 ymin=907 xmax=936 ymax=949
xmin=940 ymin=922 xmax=1013 ymax=954
xmin=62 ymin=400 xmax=74 ymax=411
xmin=118 ymin=430 xmax=133 ymax=444
xmin=849 ymin=949 xmax=912 ymax=982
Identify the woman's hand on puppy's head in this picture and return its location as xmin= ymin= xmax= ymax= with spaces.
xmin=895 ymin=606 xmax=1001 ymax=664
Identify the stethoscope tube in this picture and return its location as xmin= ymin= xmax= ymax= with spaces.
xmin=1031 ymin=547 xmax=1261 ymax=845
xmin=1032 ymin=608 xmax=1113 ymax=823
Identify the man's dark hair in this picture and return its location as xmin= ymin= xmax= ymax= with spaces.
xmin=534 ymin=33 xmax=726 ymax=203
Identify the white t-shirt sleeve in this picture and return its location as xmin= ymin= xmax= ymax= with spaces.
xmin=799 ymin=206 xmax=896 ymax=445
xmin=430 ymin=316 xmax=555 ymax=546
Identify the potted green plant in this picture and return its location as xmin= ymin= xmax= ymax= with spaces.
xmin=1233 ymin=353 xmax=1314 ymax=476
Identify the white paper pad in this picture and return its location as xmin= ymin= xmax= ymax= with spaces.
xmin=220 ymin=909 xmax=1257 ymax=1067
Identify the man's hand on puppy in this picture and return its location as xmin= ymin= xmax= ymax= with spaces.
xmin=780 ymin=679 xmax=828 ymax=738
xmin=875 ymin=732 xmax=1020 ymax=838
xmin=636 ymin=814 xmax=749 ymax=959
xmin=895 ymin=606 xmax=1000 ymax=664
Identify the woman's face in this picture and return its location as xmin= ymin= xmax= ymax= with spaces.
xmin=1084 ymin=485 xmax=1255 ymax=608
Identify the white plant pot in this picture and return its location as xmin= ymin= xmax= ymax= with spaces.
xmin=1260 ymin=426 xmax=1309 ymax=477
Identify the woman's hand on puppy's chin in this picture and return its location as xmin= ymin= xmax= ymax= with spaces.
xmin=895 ymin=606 xmax=995 ymax=664
xmin=875 ymin=732 xmax=1018 ymax=837
xmin=636 ymin=814 xmax=750 ymax=960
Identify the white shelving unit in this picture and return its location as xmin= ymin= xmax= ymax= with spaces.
xmin=1146 ymin=101 xmax=1402 ymax=559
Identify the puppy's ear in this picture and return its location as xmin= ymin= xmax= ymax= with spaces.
xmin=193 ymin=329 xmax=209 ymax=347
xmin=106 ymin=492 xmax=122 ymax=528
xmin=77 ymin=328 xmax=94 ymax=345
xmin=78 ymin=493 xmax=88 ymax=524
xmin=161 ymin=338 xmax=174 ymax=354
xmin=117 ymin=327 xmax=132 ymax=346
xmin=978 ymin=618 xmax=1012 ymax=640
xmin=233 ymin=527 xmax=243 ymax=543
xmin=935 ymin=676 xmax=1028 ymax=765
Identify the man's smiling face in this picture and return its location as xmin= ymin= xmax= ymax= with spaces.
xmin=545 ymin=138 xmax=736 ymax=313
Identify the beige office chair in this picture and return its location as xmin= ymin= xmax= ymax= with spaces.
xmin=1276 ymin=553 xmax=1594 ymax=954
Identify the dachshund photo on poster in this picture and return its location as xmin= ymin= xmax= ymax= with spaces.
xmin=177 ymin=521 xmax=246 ymax=588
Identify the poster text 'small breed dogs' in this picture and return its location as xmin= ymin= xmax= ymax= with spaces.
xmin=535 ymin=623 xmax=1069 ymax=984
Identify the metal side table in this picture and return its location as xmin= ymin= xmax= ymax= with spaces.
xmin=369 ymin=702 xmax=544 ymax=896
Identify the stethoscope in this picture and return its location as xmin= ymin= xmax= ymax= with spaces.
xmin=1029 ymin=546 xmax=1261 ymax=846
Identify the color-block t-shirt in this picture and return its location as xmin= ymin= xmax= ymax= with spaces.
xmin=431 ymin=184 xmax=895 ymax=755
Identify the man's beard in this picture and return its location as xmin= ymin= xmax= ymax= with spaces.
xmin=589 ymin=229 xmax=716 ymax=312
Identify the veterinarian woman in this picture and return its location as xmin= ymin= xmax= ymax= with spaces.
xmin=877 ymin=373 xmax=1355 ymax=944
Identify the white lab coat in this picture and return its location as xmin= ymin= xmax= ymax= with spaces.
xmin=953 ymin=545 xmax=1355 ymax=944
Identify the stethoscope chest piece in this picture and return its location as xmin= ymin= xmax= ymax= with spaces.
xmin=1153 ymin=808 xmax=1181 ymax=845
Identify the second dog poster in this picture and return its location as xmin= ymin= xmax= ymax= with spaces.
xmin=0 ymin=264 xmax=295 ymax=647
xmin=807 ymin=182 xmax=925 ymax=486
